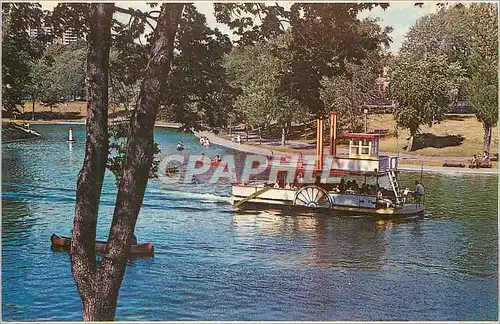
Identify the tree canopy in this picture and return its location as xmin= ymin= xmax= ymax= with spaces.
xmin=390 ymin=52 xmax=466 ymax=151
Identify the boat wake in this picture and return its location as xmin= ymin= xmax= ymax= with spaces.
xmin=149 ymin=188 xmax=232 ymax=204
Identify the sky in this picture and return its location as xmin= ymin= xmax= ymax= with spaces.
xmin=38 ymin=1 xmax=442 ymax=52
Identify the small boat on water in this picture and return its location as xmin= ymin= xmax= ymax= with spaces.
xmin=50 ymin=234 xmax=154 ymax=257
xmin=199 ymin=136 xmax=210 ymax=146
xmin=232 ymin=113 xmax=425 ymax=217
xmin=165 ymin=166 xmax=180 ymax=177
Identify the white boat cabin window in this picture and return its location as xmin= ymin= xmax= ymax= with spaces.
xmin=349 ymin=139 xmax=373 ymax=156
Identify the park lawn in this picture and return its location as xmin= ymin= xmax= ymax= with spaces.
xmin=370 ymin=113 xmax=499 ymax=157
xmin=19 ymin=101 xmax=124 ymax=117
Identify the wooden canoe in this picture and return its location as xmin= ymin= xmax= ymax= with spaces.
xmin=50 ymin=234 xmax=154 ymax=257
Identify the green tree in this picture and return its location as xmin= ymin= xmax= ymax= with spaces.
xmin=402 ymin=4 xmax=471 ymax=69
xmin=390 ymin=53 xmax=466 ymax=151
xmin=216 ymin=3 xmax=391 ymax=117
xmin=320 ymin=19 xmax=391 ymax=133
xmin=467 ymin=3 xmax=498 ymax=156
xmin=224 ymin=34 xmax=303 ymax=146
xmin=2 ymin=3 xmax=44 ymax=111
xmin=161 ymin=4 xmax=236 ymax=131
xmin=25 ymin=42 xmax=87 ymax=114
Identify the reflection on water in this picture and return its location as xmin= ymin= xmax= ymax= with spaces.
xmin=1 ymin=124 xmax=498 ymax=321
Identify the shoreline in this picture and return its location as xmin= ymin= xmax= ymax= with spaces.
xmin=4 ymin=119 xmax=497 ymax=175
xmin=3 ymin=118 xmax=182 ymax=129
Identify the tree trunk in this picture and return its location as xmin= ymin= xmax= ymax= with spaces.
xmin=70 ymin=3 xmax=114 ymax=321
xmin=406 ymin=127 xmax=417 ymax=152
xmin=95 ymin=3 xmax=184 ymax=320
xmin=281 ymin=123 xmax=286 ymax=146
xmin=32 ymin=98 xmax=35 ymax=120
xmin=483 ymin=125 xmax=492 ymax=156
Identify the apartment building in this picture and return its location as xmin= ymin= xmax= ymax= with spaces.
xmin=28 ymin=26 xmax=79 ymax=46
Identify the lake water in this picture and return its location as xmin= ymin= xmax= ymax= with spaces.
xmin=2 ymin=123 xmax=498 ymax=321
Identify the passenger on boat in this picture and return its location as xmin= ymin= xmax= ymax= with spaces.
xmin=213 ymin=155 xmax=221 ymax=163
xmin=377 ymin=191 xmax=394 ymax=208
xmin=296 ymin=172 xmax=304 ymax=187
xmin=331 ymin=184 xmax=340 ymax=193
xmin=402 ymin=187 xmax=411 ymax=203
xmin=414 ymin=180 xmax=424 ymax=203
xmin=339 ymin=179 xmax=346 ymax=193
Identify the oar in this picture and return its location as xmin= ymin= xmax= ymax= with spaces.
xmin=232 ymin=187 xmax=272 ymax=210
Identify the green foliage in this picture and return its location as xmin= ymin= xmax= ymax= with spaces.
xmin=390 ymin=53 xmax=466 ymax=139
xmin=2 ymin=3 xmax=44 ymax=111
xmin=224 ymin=33 xmax=304 ymax=133
xmin=107 ymin=121 xmax=161 ymax=186
xmin=26 ymin=42 xmax=86 ymax=106
xmin=161 ymin=4 xmax=237 ymax=130
xmin=467 ymin=3 xmax=498 ymax=130
xmin=402 ymin=4 xmax=471 ymax=70
xmin=215 ymin=3 xmax=392 ymax=117
xmin=397 ymin=3 xmax=497 ymax=153
xmin=320 ymin=19 xmax=391 ymax=133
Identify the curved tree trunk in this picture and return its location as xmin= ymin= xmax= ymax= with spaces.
xmin=95 ymin=3 xmax=184 ymax=321
xmin=281 ymin=123 xmax=287 ymax=146
xmin=406 ymin=126 xmax=418 ymax=152
xmin=483 ymin=125 xmax=492 ymax=156
xmin=70 ymin=3 xmax=114 ymax=321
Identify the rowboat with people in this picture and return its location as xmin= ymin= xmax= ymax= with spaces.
xmin=232 ymin=112 xmax=425 ymax=217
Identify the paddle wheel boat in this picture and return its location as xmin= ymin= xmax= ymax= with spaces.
xmin=232 ymin=112 xmax=424 ymax=217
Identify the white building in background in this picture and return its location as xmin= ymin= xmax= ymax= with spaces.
xmin=28 ymin=26 xmax=80 ymax=46
xmin=62 ymin=29 xmax=78 ymax=45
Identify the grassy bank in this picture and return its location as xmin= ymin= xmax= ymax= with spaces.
xmin=370 ymin=114 xmax=498 ymax=157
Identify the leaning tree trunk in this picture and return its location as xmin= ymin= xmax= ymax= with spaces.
xmin=406 ymin=126 xmax=418 ymax=152
xmin=483 ymin=124 xmax=492 ymax=156
xmin=281 ymin=122 xmax=287 ymax=146
xmin=32 ymin=98 xmax=35 ymax=120
xmin=94 ymin=3 xmax=184 ymax=321
xmin=70 ymin=3 xmax=114 ymax=321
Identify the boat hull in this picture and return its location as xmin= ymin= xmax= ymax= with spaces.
xmin=232 ymin=186 xmax=424 ymax=217
xmin=50 ymin=234 xmax=154 ymax=257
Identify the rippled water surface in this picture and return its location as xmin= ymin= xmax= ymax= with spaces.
xmin=2 ymin=124 xmax=498 ymax=321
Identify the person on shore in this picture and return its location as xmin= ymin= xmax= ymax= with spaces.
xmin=471 ymin=155 xmax=478 ymax=168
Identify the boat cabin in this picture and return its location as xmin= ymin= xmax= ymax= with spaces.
xmin=345 ymin=133 xmax=380 ymax=159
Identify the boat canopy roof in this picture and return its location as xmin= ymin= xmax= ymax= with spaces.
xmin=343 ymin=132 xmax=382 ymax=139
